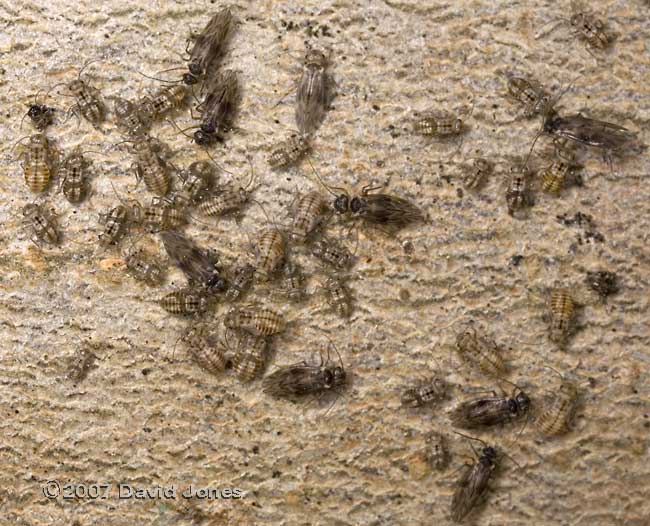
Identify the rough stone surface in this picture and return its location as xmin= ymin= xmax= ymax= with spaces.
xmin=1 ymin=1 xmax=649 ymax=525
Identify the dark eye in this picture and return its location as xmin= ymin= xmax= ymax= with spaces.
xmin=350 ymin=197 xmax=363 ymax=213
xmin=334 ymin=195 xmax=349 ymax=213
xmin=189 ymin=63 xmax=202 ymax=76
xmin=183 ymin=73 xmax=198 ymax=85
xmin=323 ymin=370 xmax=334 ymax=388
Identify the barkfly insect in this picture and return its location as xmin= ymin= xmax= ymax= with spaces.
xmin=159 ymin=288 xmax=210 ymax=316
xmin=462 ymin=158 xmax=492 ymax=190
xmin=184 ymin=8 xmax=234 ymax=88
xmin=254 ymin=227 xmax=286 ymax=282
xmin=401 ymin=375 xmax=447 ymax=408
xmin=113 ymin=97 xmax=151 ymax=138
xmin=142 ymin=196 xmax=187 ymax=232
xmin=425 ymin=432 xmax=450 ymax=471
xmin=124 ymin=244 xmax=165 ymax=287
xmin=97 ymin=189 xmax=143 ymax=249
xmin=308 ymin=161 xmax=423 ymax=231
xmin=569 ymin=4 xmax=610 ymax=52
xmin=535 ymin=366 xmax=579 ymax=437
xmin=230 ymin=332 xmax=269 ymax=382
xmin=188 ymin=69 xmax=239 ymax=146
xmin=13 ymin=133 xmax=56 ymax=193
xmin=450 ymin=378 xmax=531 ymax=430
xmin=22 ymin=90 xmax=56 ymax=131
xmin=295 ymin=47 xmax=330 ymax=135
xmin=159 ymin=230 xmax=227 ymax=293
xmin=179 ymin=323 xmax=226 ymax=375
xmin=548 ymin=288 xmax=576 ymax=347
xmin=59 ymin=147 xmax=100 ymax=204
xmin=319 ymin=275 xmax=353 ymax=318
xmin=225 ymin=263 xmax=256 ymax=302
xmin=455 ymin=326 xmax=507 ymax=378
xmin=223 ymin=304 xmax=285 ymax=337
xmin=504 ymin=73 xmax=550 ymax=118
xmin=450 ymin=433 xmax=502 ymax=524
xmin=22 ymin=202 xmax=59 ymax=246
xmin=278 ymin=261 xmax=306 ymax=303
xmin=310 ymin=236 xmax=355 ymax=270
xmin=540 ymin=140 xmax=581 ymax=195
xmin=128 ymin=135 xmax=172 ymax=197
xmin=138 ymin=84 xmax=188 ymax=122
xmin=196 ymin=157 xmax=258 ymax=218
xmin=585 ymin=269 xmax=618 ymax=301
xmin=525 ymin=84 xmax=638 ymax=170
xmin=290 ymin=190 xmax=329 ymax=243
xmin=505 ymin=163 xmax=533 ymax=218
xmin=268 ymin=133 xmax=311 ymax=170
xmin=173 ymin=160 xmax=218 ymax=207
xmin=263 ymin=344 xmax=347 ymax=399
xmin=51 ymin=59 xmax=106 ymax=129
xmin=412 ymin=100 xmax=474 ymax=140
xmin=535 ymin=3 xmax=610 ymax=56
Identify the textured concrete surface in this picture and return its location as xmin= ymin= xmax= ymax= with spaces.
xmin=1 ymin=1 xmax=649 ymax=525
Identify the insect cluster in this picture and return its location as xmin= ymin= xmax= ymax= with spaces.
xmin=7 ymin=3 xmax=639 ymax=525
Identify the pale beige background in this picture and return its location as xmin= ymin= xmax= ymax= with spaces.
xmin=0 ymin=1 xmax=649 ymax=525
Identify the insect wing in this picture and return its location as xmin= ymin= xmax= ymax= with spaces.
xmin=451 ymin=461 xmax=493 ymax=523
xmin=450 ymin=397 xmax=513 ymax=429
xmin=160 ymin=231 xmax=218 ymax=287
xmin=263 ymin=364 xmax=326 ymax=397
xmin=554 ymin=115 xmax=636 ymax=150
xmin=362 ymin=194 xmax=423 ymax=226
xmin=295 ymin=67 xmax=327 ymax=134
xmin=202 ymin=71 xmax=238 ymax=129
xmin=189 ymin=9 xmax=233 ymax=72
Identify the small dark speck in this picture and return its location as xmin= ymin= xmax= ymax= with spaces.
xmin=104 ymin=34 xmax=109 ymax=38
xmin=492 ymin=104 xmax=499 ymax=109
xmin=272 ymin=470 xmax=281 ymax=478
xmin=403 ymin=240 xmax=414 ymax=254
xmin=143 ymin=427 xmax=152 ymax=433
xmin=141 ymin=368 xmax=151 ymax=376
xmin=274 ymin=119 xmax=280 ymax=124
xmin=252 ymin=445 xmax=260 ymax=454
xmin=376 ymin=160 xmax=385 ymax=167
xmin=509 ymin=254 xmax=524 ymax=267
xmin=587 ymin=377 xmax=596 ymax=388
xmin=456 ymin=188 xmax=463 ymax=198
xmin=15 ymin=409 xmax=19 ymax=414
xmin=372 ymin=104 xmax=380 ymax=111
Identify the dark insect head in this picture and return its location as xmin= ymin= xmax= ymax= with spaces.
xmin=207 ymin=274 xmax=228 ymax=292
xmin=481 ymin=446 xmax=498 ymax=462
xmin=333 ymin=194 xmax=349 ymax=214
xmin=182 ymin=73 xmax=198 ymax=85
xmin=193 ymin=129 xmax=213 ymax=146
xmin=324 ymin=366 xmax=346 ymax=388
xmin=514 ymin=391 xmax=531 ymax=412
xmin=188 ymin=62 xmax=203 ymax=76
xmin=350 ymin=196 xmax=365 ymax=214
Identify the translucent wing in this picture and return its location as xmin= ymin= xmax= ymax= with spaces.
xmin=450 ymin=397 xmax=513 ymax=429
xmin=201 ymin=70 xmax=239 ymax=131
xmin=262 ymin=364 xmax=326 ymax=397
xmin=295 ymin=67 xmax=328 ymax=135
xmin=553 ymin=114 xmax=636 ymax=150
xmin=160 ymin=231 xmax=222 ymax=289
xmin=362 ymin=194 xmax=423 ymax=227
xmin=188 ymin=8 xmax=234 ymax=73
xmin=450 ymin=461 xmax=493 ymax=523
